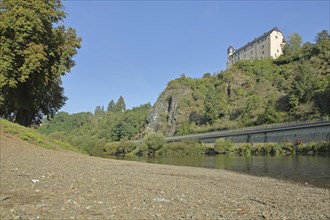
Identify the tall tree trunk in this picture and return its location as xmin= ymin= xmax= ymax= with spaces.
xmin=15 ymin=110 xmax=33 ymax=127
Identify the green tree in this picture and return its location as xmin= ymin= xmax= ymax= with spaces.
xmin=285 ymin=33 xmax=302 ymax=53
xmin=204 ymin=86 xmax=219 ymax=124
xmin=0 ymin=0 xmax=81 ymax=126
xmin=143 ymin=132 xmax=166 ymax=152
xmin=257 ymin=106 xmax=280 ymax=124
xmin=107 ymin=99 xmax=116 ymax=112
xmin=111 ymin=122 xmax=137 ymax=141
xmin=94 ymin=105 xmax=104 ymax=117
xmin=115 ymin=96 xmax=126 ymax=112
xmin=315 ymin=30 xmax=330 ymax=43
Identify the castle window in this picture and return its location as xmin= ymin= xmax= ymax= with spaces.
xmin=262 ymin=51 xmax=265 ymax=55
xmin=275 ymin=36 xmax=278 ymax=39
xmin=261 ymin=45 xmax=265 ymax=49
xmin=277 ymin=49 xmax=279 ymax=52
xmin=251 ymin=51 xmax=253 ymax=54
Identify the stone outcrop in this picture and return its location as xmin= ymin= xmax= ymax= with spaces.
xmin=146 ymin=84 xmax=192 ymax=136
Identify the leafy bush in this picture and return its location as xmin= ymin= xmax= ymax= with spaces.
xmin=117 ymin=140 xmax=137 ymax=154
xmin=281 ymin=141 xmax=294 ymax=153
xmin=214 ymin=138 xmax=234 ymax=154
xmin=235 ymin=143 xmax=252 ymax=156
xmin=103 ymin=140 xmax=137 ymax=155
xmin=143 ymin=132 xmax=166 ymax=152
xmin=161 ymin=139 xmax=207 ymax=156
xmin=104 ymin=142 xmax=120 ymax=155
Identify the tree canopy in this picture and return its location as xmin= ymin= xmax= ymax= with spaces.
xmin=115 ymin=96 xmax=126 ymax=112
xmin=0 ymin=0 xmax=81 ymax=126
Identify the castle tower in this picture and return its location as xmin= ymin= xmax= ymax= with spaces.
xmin=227 ymin=46 xmax=234 ymax=57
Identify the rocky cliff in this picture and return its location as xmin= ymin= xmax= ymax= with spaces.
xmin=146 ymin=81 xmax=193 ymax=136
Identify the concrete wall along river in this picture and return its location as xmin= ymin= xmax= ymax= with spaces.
xmin=165 ymin=120 xmax=330 ymax=144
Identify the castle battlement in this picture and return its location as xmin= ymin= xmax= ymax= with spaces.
xmin=227 ymin=27 xmax=285 ymax=69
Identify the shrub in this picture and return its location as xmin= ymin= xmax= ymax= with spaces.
xmin=134 ymin=142 xmax=148 ymax=156
xmin=104 ymin=142 xmax=120 ymax=155
xmin=118 ymin=140 xmax=137 ymax=154
xmin=143 ymin=132 xmax=166 ymax=153
xmin=281 ymin=140 xmax=294 ymax=153
xmin=301 ymin=142 xmax=330 ymax=153
xmin=161 ymin=139 xmax=206 ymax=156
xmin=214 ymin=138 xmax=234 ymax=154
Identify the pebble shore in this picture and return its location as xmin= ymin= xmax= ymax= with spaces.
xmin=1 ymin=134 xmax=329 ymax=219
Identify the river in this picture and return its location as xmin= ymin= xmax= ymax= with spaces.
xmin=106 ymin=153 xmax=330 ymax=188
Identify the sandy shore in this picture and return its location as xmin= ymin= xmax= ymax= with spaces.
xmin=1 ymin=133 xmax=329 ymax=219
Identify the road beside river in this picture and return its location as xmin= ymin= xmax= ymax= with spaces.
xmin=1 ymin=133 xmax=329 ymax=219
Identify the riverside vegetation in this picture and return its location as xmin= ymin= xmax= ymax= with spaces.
xmin=92 ymin=132 xmax=330 ymax=157
xmin=3 ymin=118 xmax=328 ymax=158
xmin=37 ymin=30 xmax=330 ymax=156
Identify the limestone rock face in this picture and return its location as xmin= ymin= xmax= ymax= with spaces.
xmin=146 ymin=84 xmax=192 ymax=136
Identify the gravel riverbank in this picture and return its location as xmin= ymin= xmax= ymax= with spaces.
xmin=1 ymin=134 xmax=329 ymax=219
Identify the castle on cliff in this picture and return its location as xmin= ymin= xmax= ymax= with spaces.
xmin=227 ymin=27 xmax=285 ymax=68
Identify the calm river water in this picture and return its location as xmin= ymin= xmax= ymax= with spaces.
xmin=107 ymin=153 xmax=330 ymax=188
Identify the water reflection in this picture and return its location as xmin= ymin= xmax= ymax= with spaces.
xmin=107 ymin=153 xmax=330 ymax=188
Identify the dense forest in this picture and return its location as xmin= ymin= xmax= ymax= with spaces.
xmin=39 ymin=97 xmax=151 ymax=154
xmin=39 ymin=30 xmax=330 ymax=154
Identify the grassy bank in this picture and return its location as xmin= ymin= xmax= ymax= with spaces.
xmin=93 ymin=132 xmax=330 ymax=157
xmin=0 ymin=119 xmax=87 ymax=154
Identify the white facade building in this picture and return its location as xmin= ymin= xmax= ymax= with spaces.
xmin=227 ymin=27 xmax=285 ymax=69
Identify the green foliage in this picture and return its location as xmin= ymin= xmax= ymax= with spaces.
xmin=1 ymin=118 xmax=86 ymax=153
xmin=116 ymin=96 xmax=126 ymax=112
xmin=39 ymin=102 xmax=151 ymax=154
xmin=204 ymin=86 xmax=220 ymax=124
xmin=143 ymin=132 xmax=166 ymax=152
xmin=214 ymin=138 xmax=234 ymax=154
xmin=0 ymin=0 xmax=81 ymax=126
xmin=103 ymin=140 xmax=137 ymax=156
xmin=257 ymin=106 xmax=280 ymax=125
xmin=160 ymin=139 xmax=207 ymax=156
xmin=315 ymin=30 xmax=330 ymax=43
xmin=285 ymin=33 xmax=303 ymax=53
xmin=235 ymin=59 xmax=277 ymax=80
xmin=111 ymin=122 xmax=137 ymax=141
xmin=107 ymin=100 xmax=116 ymax=112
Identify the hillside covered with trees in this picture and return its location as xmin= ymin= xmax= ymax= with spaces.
xmin=38 ymin=30 xmax=329 ymax=154
xmin=147 ymin=30 xmax=330 ymax=135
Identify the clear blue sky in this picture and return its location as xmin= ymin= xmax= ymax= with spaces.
xmin=60 ymin=0 xmax=329 ymax=114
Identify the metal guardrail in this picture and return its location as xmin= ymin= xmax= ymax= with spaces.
xmin=165 ymin=119 xmax=330 ymax=142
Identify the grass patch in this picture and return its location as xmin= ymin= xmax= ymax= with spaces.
xmin=1 ymin=119 xmax=87 ymax=154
